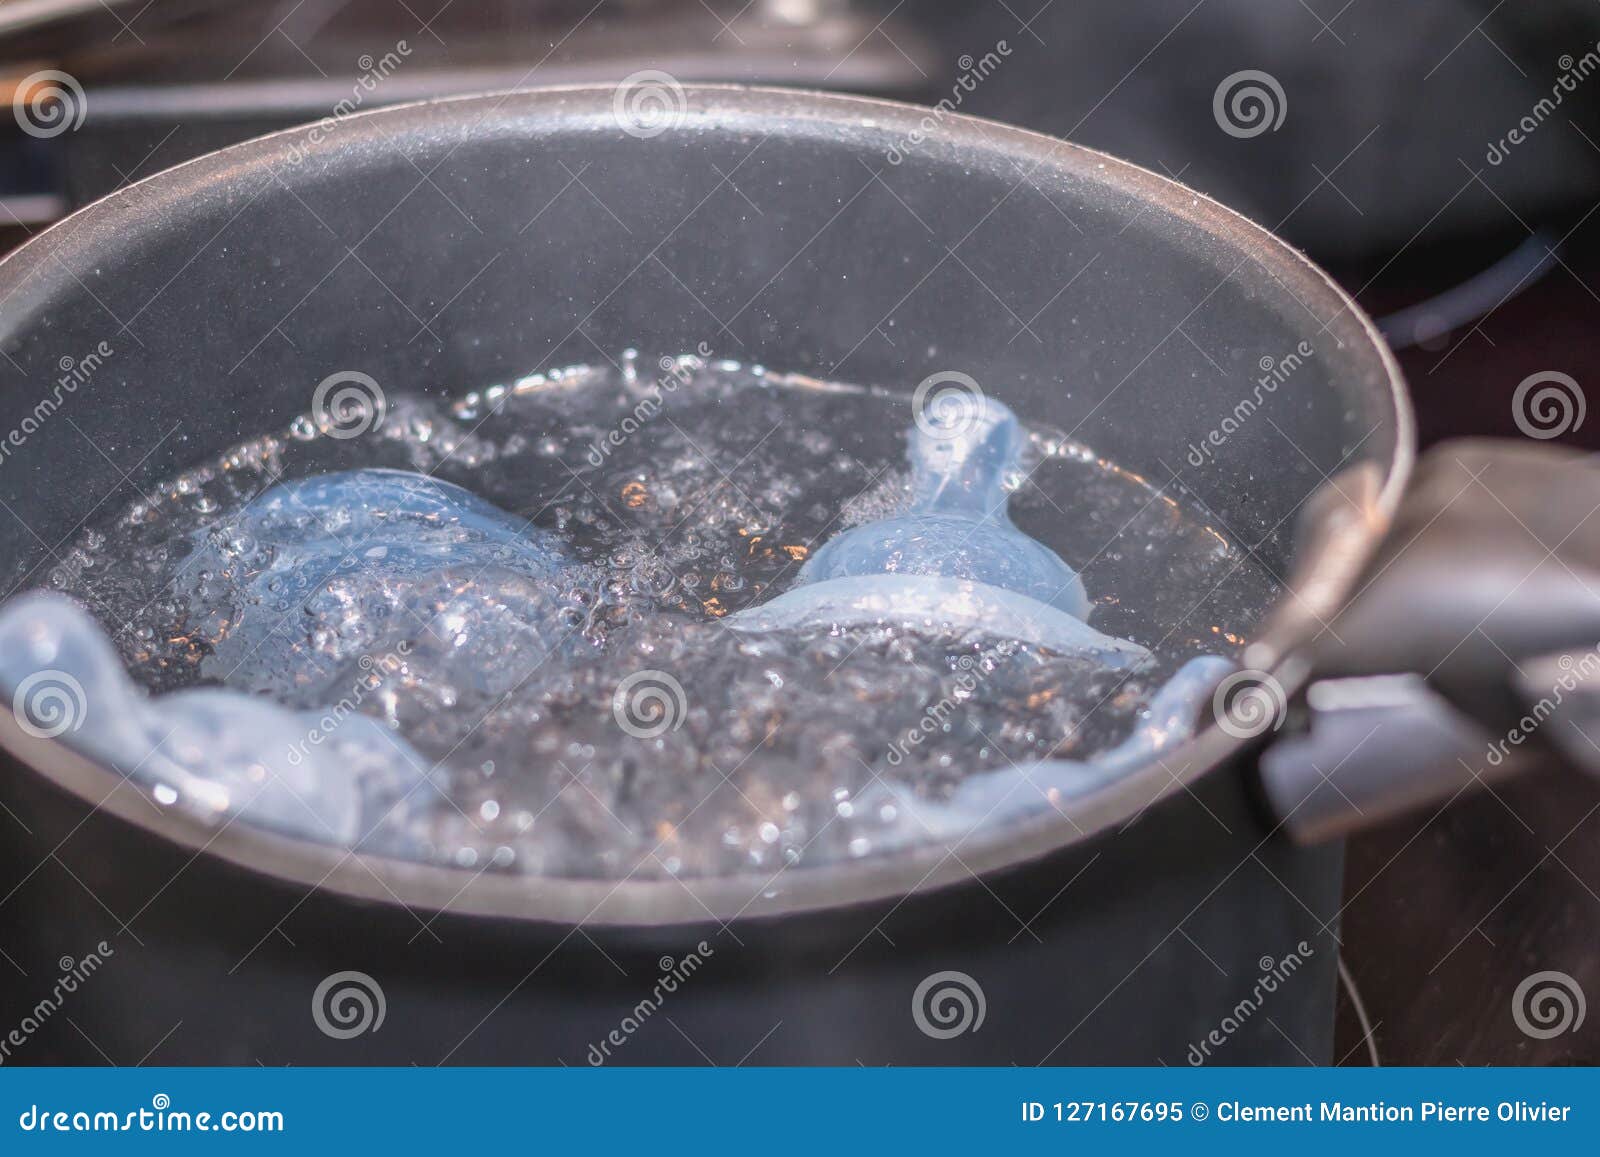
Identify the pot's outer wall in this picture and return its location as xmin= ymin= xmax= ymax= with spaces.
xmin=0 ymin=748 xmax=1340 ymax=1064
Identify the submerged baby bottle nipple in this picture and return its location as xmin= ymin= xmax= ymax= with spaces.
xmin=729 ymin=381 xmax=1135 ymax=659
xmin=184 ymin=469 xmax=581 ymax=699
xmin=798 ymin=388 xmax=1091 ymax=618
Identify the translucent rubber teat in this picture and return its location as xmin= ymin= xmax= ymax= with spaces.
xmin=182 ymin=469 xmax=582 ymax=701
xmin=729 ymin=389 xmax=1106 ymax=651
xmin=797 ymin=392 xmax=1090 ymax=617
xmin=0 ymin=592 xmax=433 ymax=845
xmin=731 ymin=574 xmax=1146 ymax=664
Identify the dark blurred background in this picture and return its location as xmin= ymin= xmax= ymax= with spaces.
xmin=3 ymin=0 xmax=1598 ymax=1065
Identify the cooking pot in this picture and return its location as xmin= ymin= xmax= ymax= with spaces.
xmin=0 ymin=86 xmax=1591 ymax=1066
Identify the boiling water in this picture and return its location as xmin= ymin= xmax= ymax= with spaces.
xmin=2 ymin=354 xmax=1278 ymax=881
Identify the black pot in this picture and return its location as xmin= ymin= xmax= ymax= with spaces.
xmin=0 ymin=86 xmax=1581 ymax=1066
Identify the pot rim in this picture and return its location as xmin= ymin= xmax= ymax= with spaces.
xmin=0 ymin=83 xmax=1414 ymax=926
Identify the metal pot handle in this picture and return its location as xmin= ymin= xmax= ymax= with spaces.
xmin=1256 ymin=438 xmax=1600 ymax=841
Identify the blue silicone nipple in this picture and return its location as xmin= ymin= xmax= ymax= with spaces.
xmin=728 ymin=388 xmax=1127 ymax=659
xmin=182 ymin=468 xmax=580 ymax=699
xmin=798 ymin=391 xmax=1090 ymax=617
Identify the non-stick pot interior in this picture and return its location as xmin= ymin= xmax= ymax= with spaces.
xmin=0 ymin=86 xmax=1401 ymax=588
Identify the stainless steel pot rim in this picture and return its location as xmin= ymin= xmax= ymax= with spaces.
xmin=0 ymin=84 xmax=1414 ymax=926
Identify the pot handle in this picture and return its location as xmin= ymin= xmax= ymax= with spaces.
xmin=1255 ymin=438 xmax=1600 ymax=842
